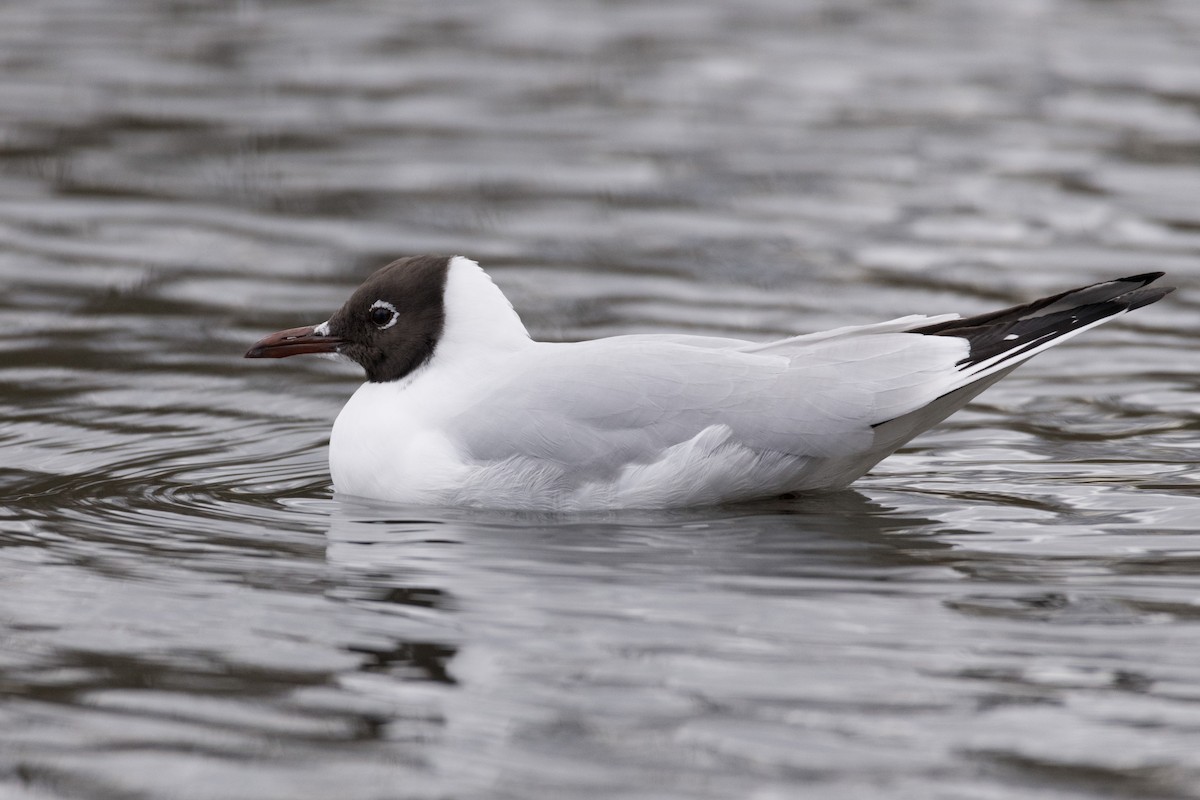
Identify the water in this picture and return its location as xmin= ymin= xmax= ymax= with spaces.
xmin=2 ymin=0 xmax=1200 ymax=797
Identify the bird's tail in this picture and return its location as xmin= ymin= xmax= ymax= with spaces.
xmin=870 ymin=272 xmax=1173 ymax=455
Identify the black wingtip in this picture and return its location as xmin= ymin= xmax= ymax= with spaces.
xmin=1117 ymin=271 xmax=1166 ymax=286
xmin=911 ymin=271 xmax=1172 ymax=371
xmin=1110 ymin=272 xmax=1173 ymax=313
xmin=1121 ymin=285 xmax=1174 ymax=312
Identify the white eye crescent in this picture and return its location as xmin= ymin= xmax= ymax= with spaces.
xmin=369 ymin=300 xmax=399 ymax=329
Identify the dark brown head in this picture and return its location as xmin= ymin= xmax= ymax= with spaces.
xmin=245 ymin=255 xmax=451 ymax=383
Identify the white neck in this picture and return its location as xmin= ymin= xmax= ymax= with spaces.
xmin=440 ymin=256 xmax=531 ymax=355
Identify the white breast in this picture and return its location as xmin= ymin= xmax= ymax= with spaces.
xmin=329 ymin=379 xmax=467 ymax=505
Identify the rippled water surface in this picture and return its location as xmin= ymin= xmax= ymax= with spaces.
xmin=3 ymin=1 xmax=1200 ymax=797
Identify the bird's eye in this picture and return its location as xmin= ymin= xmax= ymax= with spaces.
xmin=368 ymin=300 xmax=398 ymax=329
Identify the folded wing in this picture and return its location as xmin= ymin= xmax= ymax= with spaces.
xmin=451 ymin=272 xmax=1171 ymax=496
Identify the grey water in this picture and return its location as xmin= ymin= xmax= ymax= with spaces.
xmin=3 ymin=0 xmax=1200 ymax=798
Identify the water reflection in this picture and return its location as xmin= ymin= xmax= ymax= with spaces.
xmin=318 ymin=495 xmax=957 ymax=794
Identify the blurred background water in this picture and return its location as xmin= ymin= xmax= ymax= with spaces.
xmin=2 ymin=0 xmax=1199 ymax=798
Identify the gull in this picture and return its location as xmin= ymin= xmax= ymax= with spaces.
xmin=246 ymin=256 xmax=1170 ymax=510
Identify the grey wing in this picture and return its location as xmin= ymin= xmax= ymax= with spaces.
xmin=450 ymin=340 xmax=782 ymax=473
xmin=450 ymin=330 xmax=969 ymax=472
xmin=447 ymin=272 xmax=1169 ymax=491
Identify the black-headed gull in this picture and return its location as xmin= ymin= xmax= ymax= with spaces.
xmin=246 ymin=256 xmax=1170 ymax=510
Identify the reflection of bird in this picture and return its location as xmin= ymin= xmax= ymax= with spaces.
xmin=246 ymin=256 xmax=1170 ymax=510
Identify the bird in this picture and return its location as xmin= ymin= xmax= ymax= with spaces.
xmin=245 ymin=256 xmax=1171 ymax=511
